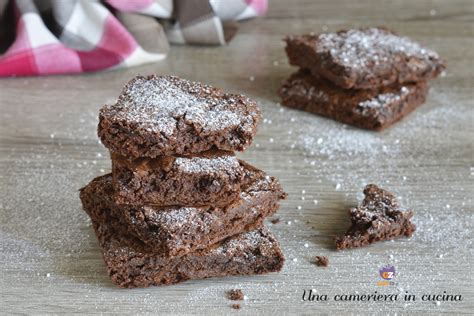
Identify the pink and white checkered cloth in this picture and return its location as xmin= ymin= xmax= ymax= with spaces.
xmin=0 ymin=0 xmax=267 ymax=76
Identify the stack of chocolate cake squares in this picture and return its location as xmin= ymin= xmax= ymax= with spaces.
xmin=80 ymin=75 xmax=286 ymax=288
xmin=279 ymin=27 xmax=446 ymax=130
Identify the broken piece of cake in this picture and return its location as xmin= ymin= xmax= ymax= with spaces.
xmin=335 ymin=184 xmax=416 ymax=250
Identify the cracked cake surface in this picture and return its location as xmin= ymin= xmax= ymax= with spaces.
xmin=98 ymin=75 xmax=261 ymax=158
xmin=336 ymin=184 xmax=416 ymax=249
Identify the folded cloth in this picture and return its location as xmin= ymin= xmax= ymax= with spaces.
xmin=0 ymin=0 xmax=267 ymax=76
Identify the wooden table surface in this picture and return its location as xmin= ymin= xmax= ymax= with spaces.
xmin=1 ymin=0 xmax=473 ymax=314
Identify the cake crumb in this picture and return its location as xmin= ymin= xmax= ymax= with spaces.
xmin=231 ymin=304 xmax=241 ymax=310
xmin=270 ymin=218 xmax=280 ymax=224
xmin=314 ymin=256 xmax=329 ymax=267
xmin=227 ymin=289 xmax=244 ymax=301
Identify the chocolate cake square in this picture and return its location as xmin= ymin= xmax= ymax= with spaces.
xmin=98 ymin=75 xmax=261 ymax=158
xmin=335 ymin=184 xmax=416 ymax=250
xmin=278 ymin=69 xmax=428 ymax=130
xmin=84 ymin=207 xmax=284 ymax=288
xmin=80 ymin=162 xmax=286 ymax=258
xmin=284 ymin=28 xmax=445 ymax=89
xmin=111 ymin=150 xmax=245 ymax=207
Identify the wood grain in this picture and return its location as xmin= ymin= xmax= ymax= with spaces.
xmin=1 ymin=0 xmax=473 ymax=314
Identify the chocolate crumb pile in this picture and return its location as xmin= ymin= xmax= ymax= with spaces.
xmin=80 ymin=75 xmax=287 ymax=288
xmin=279 ymin=27 xmax=446 ymax=130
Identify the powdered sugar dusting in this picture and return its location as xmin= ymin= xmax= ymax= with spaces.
xmin=318 ymin=28 xmax=440 ymax=71
xmin=244 ymin=175 xmax=274 ymax=194
xmin=103 ymin=75 xmax=256 ymax=136
xmin=358 ymin=86 xmax=410 ymax=109
xmin=148 ymin=207 xmax=196 ymax=230
xmin=216 ymin=228 xmax=275 ymax=254
xmin=174 ymin=155 xmax=240 ymax=173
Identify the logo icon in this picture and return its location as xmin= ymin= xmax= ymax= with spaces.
xmin=377 ymin=265 xmax=396 ymax=286
xmin=379 ymin=265 xmax=395 ymax=280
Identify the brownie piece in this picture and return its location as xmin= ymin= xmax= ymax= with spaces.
xmin=335 ymin=184 xmax=416 ymax=250
xmin=278 ymin=69 xmax=428 ymax=130
xmin=284 ymin=28 xmax=445 ymax=89
xmin=84 ymin=204 xmax=284 ymax=288
xmin=80 ymin=162 xmax=286 ymax=258
xmin=111 ymin=150 xmax=245 ymax=207
xmin=98 ymin=75 xmax=261 ymax=158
